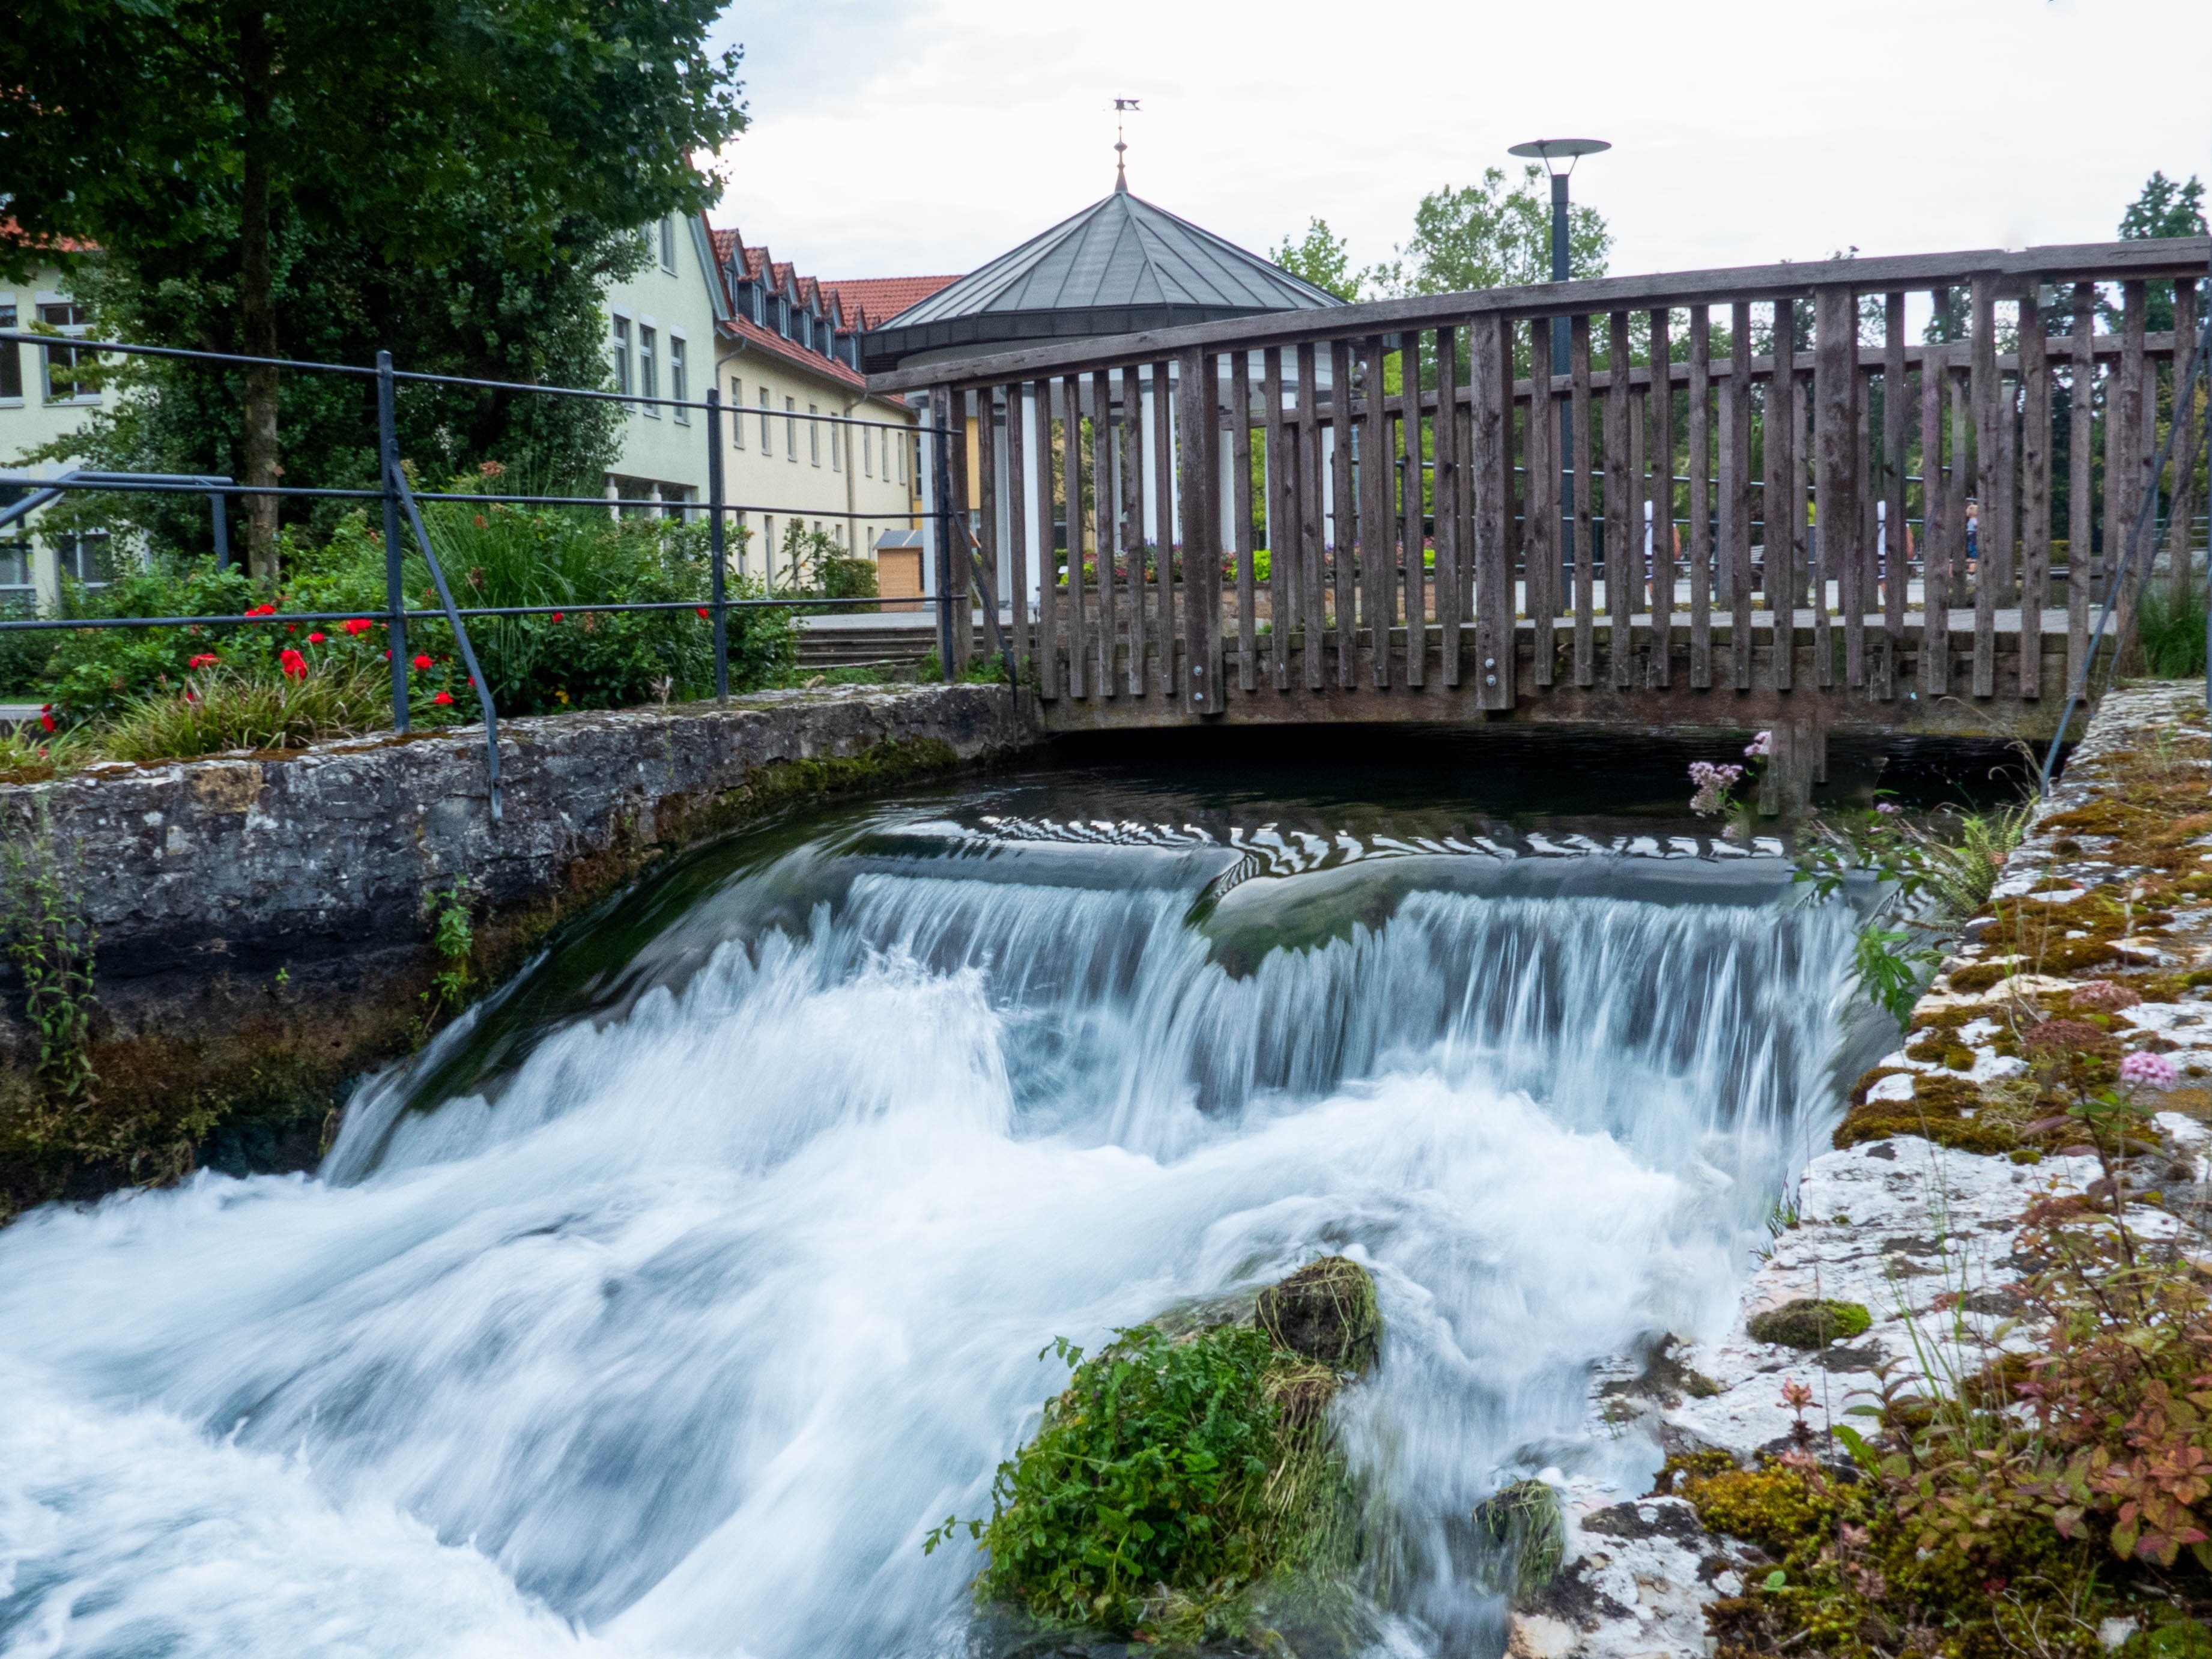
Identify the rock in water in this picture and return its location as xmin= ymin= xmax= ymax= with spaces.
xmin=1256 ymin=1255 xmax=1381 ymax=1372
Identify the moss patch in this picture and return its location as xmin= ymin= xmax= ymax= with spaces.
xmin=1745 ymin=1299 xmax=1872 ymax=1348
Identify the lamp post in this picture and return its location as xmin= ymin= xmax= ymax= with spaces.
xmin=1507 ymin=138 xmax=1609 ymax=565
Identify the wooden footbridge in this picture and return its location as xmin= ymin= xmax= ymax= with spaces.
xmin=871 ymin=237 xmax=2208 ymax=804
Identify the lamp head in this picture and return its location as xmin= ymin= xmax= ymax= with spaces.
xmin=1506 ymin=138 xmax=1611 ymax=177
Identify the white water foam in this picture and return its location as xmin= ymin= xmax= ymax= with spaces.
xmin=0 ymin=827 xmax=1857 ymax=1658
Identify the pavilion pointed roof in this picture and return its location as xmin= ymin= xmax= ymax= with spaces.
xmin=860 ymin=186 xmax=1341 ymax=374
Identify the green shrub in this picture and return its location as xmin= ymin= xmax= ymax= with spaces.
xmin=819 ymin=556 xmax=879 ymax=608
xmin=0 ymin=595 xmax=52 ymax=695
xmin=38 ymin=558 xmax=264 ymax=724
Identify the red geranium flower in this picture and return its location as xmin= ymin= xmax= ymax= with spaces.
xmin=411 ymin=654 xmax=433 ymax=671
xmin=551 ymin=611 xmax=563 ymax=623
xmin=697 ymin=606 xmax=710 ymax=619
xmin=40 ymin=712 xmax=56 ymax=733
xmin=188 ymin=653 xmax=220 ymax=669
xmin=278 ymin=648 xmax=308 ymax=679
xmin=432 ymin=690 xmax=454 ymax=705
xmin=308 ymin=631 xmax=327 ymax=644
xmin=341 ymin=618 xmax=373 ymax=636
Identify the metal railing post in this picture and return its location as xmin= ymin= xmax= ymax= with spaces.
xmin=390 ymin=466 xmax=501 ymax=823
xmin=932 ymin=399 xmax=955 ymax=682
xmin=377 ymin=350 xmax=408 ymax=734
xmin=210 ymin=489 xmax=229 ymax=569
xmin=706 ymin=386 xmax=729 ymax=703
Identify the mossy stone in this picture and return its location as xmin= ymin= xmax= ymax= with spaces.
xmin=1473 ymin=1479 xmax=1565 ymax=1601
xmin=1256 ymin=1254 xmax=1381 ymax=1374
xmin=1746 ymin=1298 xmax=1873 ymax=1349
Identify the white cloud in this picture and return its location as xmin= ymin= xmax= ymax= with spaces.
xmin=707 ymin=0 xmax=2210 ymax=286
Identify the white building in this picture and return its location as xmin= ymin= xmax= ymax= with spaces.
xmin=1 ymin=267 xmax=112 ymax=605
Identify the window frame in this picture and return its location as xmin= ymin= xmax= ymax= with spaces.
xmin=638 ymin=323 xmax=659 ymax=416
xmin=730 ymin=375 xmax=744 ymax=448
xmin=809 ymin=403 xmax=821 ymax=467
xmin=611 ymin=314 xmax=633 ymax=398
xmin=669 ymin=333 xmax=688 ymax=424
xmin=659 ymin=217 xmax=677 ymax=274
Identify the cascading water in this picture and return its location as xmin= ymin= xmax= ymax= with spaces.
xmin=0 ymin=753 xmax=1868 ymax=1659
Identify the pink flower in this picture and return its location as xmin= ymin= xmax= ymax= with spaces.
xmin=1876 ymin=801 xmax=1901 ymax=816
xmin=1780 ymin=1378 xmax=1814 ymax=1410
xmin=1745 ymin=731 xmax=1772 ymax=759
xmin=2120 ymin=1052 xmax=2178 ymax=1088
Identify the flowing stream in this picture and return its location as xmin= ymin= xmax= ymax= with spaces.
xmin=0 ymin=737 xmax=1878 ymax=1659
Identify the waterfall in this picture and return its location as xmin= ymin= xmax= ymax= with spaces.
xmin=0 ymin=786 xmax=1859 ymax=1659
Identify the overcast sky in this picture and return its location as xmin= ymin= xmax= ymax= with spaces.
xmin=705 ymin=0 xmax=2209 ymax=288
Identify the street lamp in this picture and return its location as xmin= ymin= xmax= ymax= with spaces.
xmin=1507 ymin=138 xmax=1609 ymax=562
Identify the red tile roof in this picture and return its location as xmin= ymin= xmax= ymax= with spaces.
xmin=820 ymin=275 xmax=962 ymax=329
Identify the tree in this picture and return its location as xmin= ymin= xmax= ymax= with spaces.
xmin=0 ymin=0 xmax=746 ymax=575
xmin=2110 ymin=170 xmax=2207 ymax=335
xmin=1383 ymin=164 xmax=1611 ymax=297
xmin=1268 ymin=218 xmax=1390 ymax=302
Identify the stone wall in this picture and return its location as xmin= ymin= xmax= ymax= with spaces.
xmin=0 ymin=684 xmax=1040 ymax=1209
xmin=1514 ymin=682 xmax=2212 ymax=1659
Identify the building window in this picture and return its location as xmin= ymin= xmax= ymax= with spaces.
xmin=659 ymin=217 xmax=677 ymax=274
xmin=785 ymin=395 xmax=797 ymax=461
xmin=38 ymin=301 xmax=92 ymax=402
xmin=863 ymin=425 xmax=873 ymax=478
xmin=731 ymin=377 xmax=744 ymax=448
xmin=639 ymin=325 xmax=658 ymax=416
xmin=898 ymin=432 xmax=909 ymax=485
xmin=0 ymin=302 xmax=19 ymax=401
xmin=808 ymin=404 xmax=821 ymax=467
xmin=759 ymin=387 xmax=772 ymax=449
xmin=611 ymin=315 xmax=632 ymax=397
xmin=733 ymin=510 xmax=748 ymax=573
xmin=56 ymin=530 xmax=114 ymax=587
xmin=670 ymin=335 xmax=688 ymax=423
xmin=0 ymin=537 xmax=31 ymax=596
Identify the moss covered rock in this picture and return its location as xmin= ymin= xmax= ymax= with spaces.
xmin=952 ymin=1256 xmax=1381 ymax=1646
xmin=1746 ymin=1298 xmax=1872 ymax=1349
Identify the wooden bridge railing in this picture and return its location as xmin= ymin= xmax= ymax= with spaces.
xmin=871 ymin=238 xmax=2210 ymax=718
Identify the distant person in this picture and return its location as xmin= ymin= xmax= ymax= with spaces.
xmin=1965 ymin=499 xmax=1980 ymax=568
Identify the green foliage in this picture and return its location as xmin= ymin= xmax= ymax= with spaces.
xmin=2139 ymin=580 xmax=2208 ymax=680
xmin=37 ymin=559 xmax=262 ymax=724
xmin=1267 ymin=219 xmax=1383 ymax=302
xmin=1853 ymin=924 xmax=1933 ymax=1025
xmin=0 ymin=596 xmax=50 ymax=695
xmin=97 ymin=660 xmax=396 ymax=762
xmin=915 ymin=648 xmax=1016 ymax=686
xmin=2109 ymin=171 xmax=2208 ymax=335
xmin=818 ymin=557 xmax=880 ymax=605
xmin=422 ymin=882 xmax=475 ymax=1021
xmin=1375 ymin=165 xmax=1613 ymax=297
xmin=1 ymin=807 xmax=98 ymax=1102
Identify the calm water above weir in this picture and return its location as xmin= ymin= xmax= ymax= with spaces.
xmin=0 ymin=730 xmax=1953 ymax=1658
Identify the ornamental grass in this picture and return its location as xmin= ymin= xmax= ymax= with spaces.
xmin=97 ymin=660 xmax=398 ymax=762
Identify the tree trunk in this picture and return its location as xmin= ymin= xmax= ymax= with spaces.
xmin=238 ymin=8 xmax=281 ymax=580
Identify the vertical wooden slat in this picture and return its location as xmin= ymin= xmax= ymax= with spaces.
xmin=1948 ymin=361 xmax=1973 ymax=691
xmin=1070 ymin=374 xmax=1097 ymax=700
xmin=1153 ymin=359 xmax=1178 ymax=697
xmin=1262 ymin=347 xmax=1288 ymax=691
xmin=1401 ymin=332 xmax=1426 ymax=687
xmin=1178 ymin=346 xmax=1216 ymax=714
xmin=1004 ymin=384 xmax=1032 ymax=682
xmin=1647 ymin=309 xmax=1674 ymax=688
xmin=1858 ymin=360 xmax=1876 ymax=679
xmin=1527 ymin=320 xmax=1558 ymax=687
xmin=1921 ymin=343 xmax=1951 ymax=697
xmin=1727 ymin=303 xmax=1754 ymax=690
xmin=1604 ymin=310 xmax=1634 ymax=687
xmin=1232 ymin=352 xmax=1257 ymax=694
xmin=977 ymin=385 xmax=1001 ymax=679
xmin=1881 ymin=293 xmax=1907 ymax=698
xmin=1297 ymin=342 xmax=1327 ymax=690
xmin=1571 ymin=314 xmax=1595 ymax=686
xmin=1470 ymin=314 xmax=1512 ymax=709
xmin=941 ymin=386 xmax=974 ymax=670
xmin=2171 ymin=279 xmax=2202 ymax=609
xmin=1121 ymin=363 xmax=1147 ymax=696
xmin=1358 ymin=336 xmax=1391 ymax=688
xmin=2114 ymin=281 xmax=2150 ymax=659
xmin=1034 ymin=381 xmax=1061 ymax=697
xmin=1766 ymin=302 xmax=1795 ymax=690
xmin=1816 ymin=286 xmax=1859 ymax=690
xmin=1688 ymin=308 xmax=1712 ymax=688
xmin=2068 ymin=284 xmax=2095 ymax=689
xmin=1629 ymin=365 xmax=1647 ymax=628
xmin=1329 ymin=339 xmax=1357 ymax=688
xmin=1434 ymin=325 xmax=1464 ymax=687
xmin=2020 ymin=296 xmax=2049 ymax=699
xmin=1969 ymin=276 xmax=1998 ymax=697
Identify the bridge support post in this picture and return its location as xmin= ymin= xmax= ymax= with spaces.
xmin=1758 ymin=707 xmax=1824 ymax=817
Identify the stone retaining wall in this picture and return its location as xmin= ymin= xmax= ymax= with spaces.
xmin=0 ymin=684 xmax=1040 ymax=1209
xmin=1517 ymin=682 xmax=2212 ymax=1659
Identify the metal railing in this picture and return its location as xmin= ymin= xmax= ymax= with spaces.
xmin=0 ymin=331 xmax=962 ymax=822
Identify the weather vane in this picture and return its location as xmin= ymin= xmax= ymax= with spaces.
xmin=1112 ymin=97 xmax=1140 ymax=191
